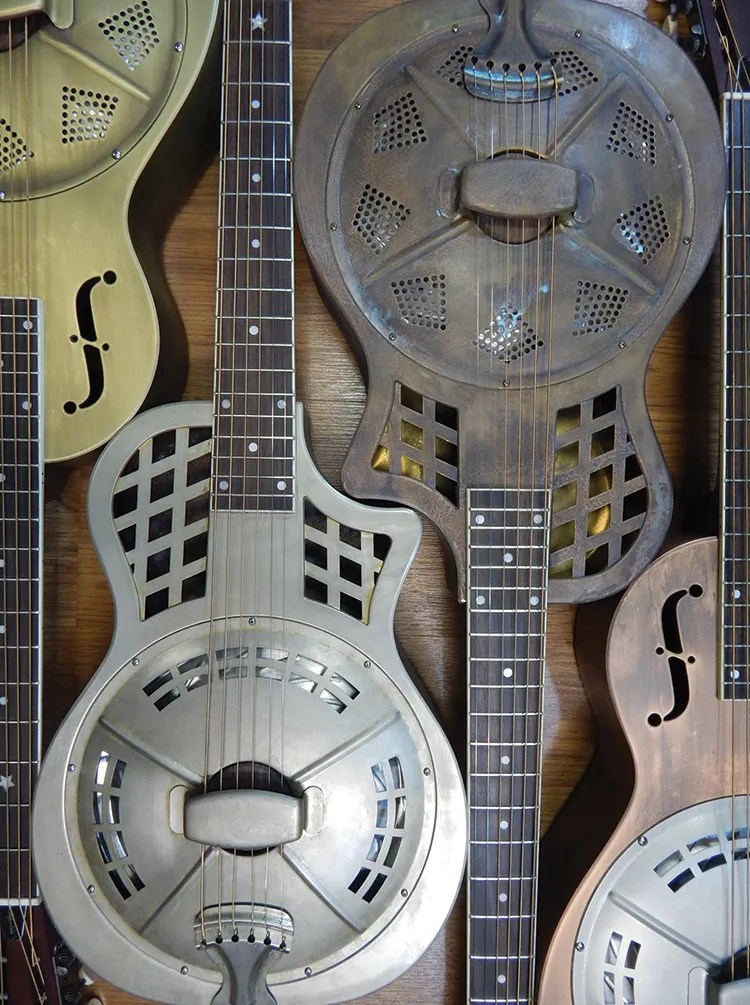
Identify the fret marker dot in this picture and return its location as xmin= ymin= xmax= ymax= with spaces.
xmin=734 ymin=589 xmax=742 ymax=599
xmin=252 ymin=239 xmax=260 ymax=249
xmin=498 ymin=976 xmax=506 ymax=986
xmin=500 ymin=820 xmax=509 ymax=830
xmin=21 ymin=400 xmax=30 ymax=411
xmin=501 ymin=755 xmax=510 ymax=765
xmin=533 ymin=513 xmax=543 ymax=525
xmin=0 ymin=626 xmax=5 ymax=635
xmin=0 ymin=695 xmax=5 ymax=706
xmin=249 ymin=442 xmax=258 ymax=453
xmin=476 ymin=595 xmax=486 ymax=606
xmin=277 ymin=480 xmax=286 ymax=491
xmin=221 ymin=399 xmax=231 ymax=409
xmin=0 ymin=559 xmax=5 ymax=568
xmin=219 ymin=480 xmax=229 ymax=491
xmin=475 ymin=514 xmax=485 ymax=525
xmin=499 ymin=892 xmax=508 ymax=903
xmin=249 ymin=325 xmax=259 ymax=335
xmin=0 ymin=474 xmax=4 ymax=483
xmin=22 ymin=320 xmax=32 ymax=331
xmin=503 ymin=667 xmax=513 ymax=678
xmin=732 ymin=669 xmax=741 ymax=680
xmin=277 ymin=400 xmax=286 ymax=409
xmin=530 ymin=595 xmax=540 ymax=607
xmin=251 ymin=99 xmax=260 ymax=109
xmin=503 ymin=552 xmax=513 ymax=563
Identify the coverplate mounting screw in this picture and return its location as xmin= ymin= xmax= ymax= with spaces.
xmin=575 ymin=941 xmax=585 ymax=952
xmin=305 ymin=967 xmax=313 ymax=977
xmin=174 ymin=41 xmax=184 ymax=52
xmin=132 ymin=657 xmax=140 ymax=666
xmin=87 ymin=885 xmax=95 ymax=894
xmin=401 ymin=888 xmax=408 ymax=898
xmin=180 ymin=966 xmax=189 ymax=975
xmin=503 ymin=379 xmax=510 ymax=388
xmin=67 ymin=763 xmax=76 ymax=773
xmin=638 ymin=834 xmax=648 ymax=846
xmin=666 ymin=113 xmax=674 ymax=122
xmin=112 ymin=149 xmax=122 ymax=160
xmin=329 ymin=222 xmax=338 ymax=231
xmin=355 ymin=100 xmax=362 ymax=110
xmin=364 ymin=660 xmax=371 ymax=668
xmin=388 ymin=332 xmax=397 ymax=341
xmin=618 ymin=341 xmax=627 ymax=349
xmin=574 ymin=29 xmax=582 ymax=38
xmin=249 ymin=617 xmax=256 ymax=625
xmin=451 ymin=23 xmax=460 ymax=32
xmin=683 ymin=236 xmax=692 ymax=246
xmin=423 ymin=767 xmax=431 ymax=776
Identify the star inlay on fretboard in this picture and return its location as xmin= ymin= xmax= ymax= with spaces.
xmin=0 ymin=775 xmax=14 ymax=794
xmin=251 ymin=12 xmax=267 ymax=31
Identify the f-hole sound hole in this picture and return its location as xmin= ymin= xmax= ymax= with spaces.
xmin=64 ymin=271 xmax=117 ymax=415
xmin=204 ymin=760 xmax=299 ymax=856
xmin=649 ymin=583 xmax=703 ymax=727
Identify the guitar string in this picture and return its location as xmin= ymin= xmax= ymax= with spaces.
xmin=739 ymin=62 xmax=748 ymax=983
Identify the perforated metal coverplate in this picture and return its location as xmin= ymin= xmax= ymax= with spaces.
xmin=573 ymin=798 xmax=750 ymax=1005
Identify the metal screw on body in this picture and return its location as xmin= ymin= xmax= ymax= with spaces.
xmin=638 ymin=834 xmax=648 ymax=846
xmin=132 ymin=657 xmax=140 ymax=666
xmin=67 ymin=763 xmax=76 ymax=773
xmin=305 ymin=967 xmax=313 ymax=978
xmin=575 ymin=941 xmax=585 ymax=952
xmin=112 ymin=149 xmax=122 ymax=160
xmin=180 ymin=966 xmax=189 ymax=976
xmin=174 ymin=41 xmax=184 ymax=53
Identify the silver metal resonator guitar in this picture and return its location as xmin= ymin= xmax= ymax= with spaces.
xmin=31 ymin=2 xmax=467 ymax=1003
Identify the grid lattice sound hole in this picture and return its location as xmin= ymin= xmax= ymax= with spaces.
xmin=391 ymin=275 xmax=446 ymax=330
xmin=372 ymin=92 xmax=427 ymax=153
xmin=0 ymin=119 xmax=33 ymax=174
xmin=303 ymin=499 xmax=391 ymax=624
xmin=608 ymin=100 xmax=657 ymax=165
xmin=61 ymin=86 xmax=119 ymax=143
xmin=550 ymin=388 xmax=648 ymax=579
xmin=99 ymin=2 xmax=160 ymax=70
xmin=92 ymin=751 xmax=144 ymax=901
xmin=615 ymin=196 xmax=670 ymax=266
xmin=353 ymin=184 xmax=410 ymax=253
xmin=112 ymin=426 xmax=212 ymax=620
xmin=372 ymin=384 xmax=459 ymax=506
xmin=602 ymin=931 xmax=641 ymax=1005
xmin=347 ymin=757 xmax=406 ymax=904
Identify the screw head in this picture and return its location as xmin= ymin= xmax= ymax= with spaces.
xmin=67 ymin=763 xmax=76 ymax=773
xmin=354 ymin=100 xmax=362 ymax=110
xmin=401 ymin=888 xmax=408 ymax=898
xmin=248 ymin=617 xmax=256 ymax=625
xmin=451 ymin=23 xmax=460 ymax=32
xmin=112 ymin=149 xmax=122 ymax=160
xmin=666 ymin=112 xmax=674 ymax=123
xmin=329 ymin=222 xmax=338 ymax=231
xmin=388 ymin=332 xmax=397 ymax=341
xmin=503 ymin=379 xmax=511 ymax=388
xmin=423 ymin=766 xmax=431 ymax=776
xmin=638 ymin=834 xmax=648 ymax=846
xmin=574 ymin=29 xmax=582 ymax=38
xmin=364 ymin=660 xmax=371 ymax=669
xmin=683 ymin=236 xmax=692 ymax=246
xmin=304 ymin=967 xmax=313 ymax=977
xmin=618 ymin=340 xmax=627 ymax=349
xmin=132 ymin=657 xmax=140 ymax=666
xmin=87 ymin=885 xmax=95 ymax=895
xmin=575 ymin=941 xmax=585 ymax=952
xmin=180 ymin=966 xmax=189 ymax=976
xmin=174 ymin=41 xmax=184 ymax=53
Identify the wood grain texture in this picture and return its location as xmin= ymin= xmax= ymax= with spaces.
xmin=38 ymin=1 xmax=715 ymax=1003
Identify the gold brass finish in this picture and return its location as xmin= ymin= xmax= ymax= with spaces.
xmin=0 ymin=1 xmax=220 ymax=461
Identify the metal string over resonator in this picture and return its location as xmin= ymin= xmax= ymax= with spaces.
xmin=463 ymin=0 xmax=558 ymax=101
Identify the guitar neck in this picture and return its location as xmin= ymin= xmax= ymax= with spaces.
xmin=467 ymin=486 xmax=550 ymax=1005
xmin=721 ymin=93 xmax=750 ymax=699
xmin=212 ymin=0 xmax=296 ymax=515
xmin=0 ymin=296 xmax=42 ymax=905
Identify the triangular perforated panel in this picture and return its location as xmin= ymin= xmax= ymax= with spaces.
xmin=0 ymin=119 xmax=32 ymax=174
xmin=572 ymin=282 xmax=630 ymax=337
xmin=353 ymin=184 xmax=410 ymax=253
xmin=551 ymin=49 xmax=599 ymax=95
xmin=98 ymin=1 xmax=160 ymax=70
xmin=615 ymin=196 xmax=670 ymax=266
xmin=61 ymin=87 xmax=120 ymax=144
xmin=608 ymin=101 xmax=657 ymax=165
xmin=435 ymin=45 xmax=474 ymax=86
xmin=372 ymin=92 xmax=427 ymax=153
xmin=391 ymin=274 xmax=446 ymax=330
xmin=474 ymin=308 xmax=542 ymax=362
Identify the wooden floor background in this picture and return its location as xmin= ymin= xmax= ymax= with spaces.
xmin=40 ymin=1 xmax=719 ymax=1002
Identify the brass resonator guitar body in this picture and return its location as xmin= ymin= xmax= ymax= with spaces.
xmin=0 ymin=0 xmax=220 ymax=462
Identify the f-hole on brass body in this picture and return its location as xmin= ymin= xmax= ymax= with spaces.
xmin=295 ymin=0 xmax=725 ymax=602
xmin=0 ymin=1 xmax=221 ymax=461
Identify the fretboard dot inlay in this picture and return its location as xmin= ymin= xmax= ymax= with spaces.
xmin=21 ymin=400 xmax=30 ymax=411
xmin=252 ymin=172 xmax=261 ymax=183
xmin=732 ymin=669 xmax=741 ymax=680
xmin=0 ymin=695 xmax=6 ymax=706
xmin=249 ymin=324 xmax=259 ymax=335
xmin=277 ymin=480 xmax=286 ymax=490
xmin=277 ymin=400 xmax=286 ymax=409
xmin=252 ymin=239 xmax=260 ymax=248
xmin=498 ymin=975 xmax=507 ymax=985
xmin=500 ymin=820 xmax=509 ymax=830
xmin=501 ymin=755 xmax=510 ymax=766
xmin=503 ymin=552 xmax=513 ymax=563
xmin=221 ymin=399 xmax=230 ymax=409
xmin=22 ymin=319 xmax=32 ymax=331
xmin=733 ymin=589 xmax=741 ymax=599
xmin=252 ymin=99 xmax=260 ymax=109
xmin=476 ymin=595 xmax=486 ymax=606
xmin=533 ymin=513 xmax=543 ymax=525
xmin=249 ymin=442 xmax=258 ymax=453
xmin=475 ymin=514 xmax=485 ymax=525
xmin=499 ymin=892 xmax=508 ymax=902
xmin=219 ymin=480 xmax=229 ymax=492
xmin=530 ymin=596 xmax=540 ymax=606
xmin=503 ymin=667 xmax=513 ymax=678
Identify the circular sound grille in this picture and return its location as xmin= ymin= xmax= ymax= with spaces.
xmin=573 ymin=797 xmax=750 ymax=1005
xmin=65 ymin=617 xmax=436 ymax=989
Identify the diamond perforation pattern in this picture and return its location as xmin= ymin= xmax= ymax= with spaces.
xmin=99 ymin=2 xmax=160 ymax=70
xmin=550 ymin=388 xmax=648 ymax=580
xmin=373 ymin=384 xmax=459 ymax=507
xmin=112 ymin=426 xmax=212 ymax=620
xmin=353 ymin=184 xmax=410 ymax=253
xmin=608 ymin=101 xmax=657 ymax=164
xmin=573 ymin=282 xmax=630 ymax=337
xmin=372 ymin=92 xmax=427 ymax=153
xmin=615 ymin=196 xmax=670 ymax=266
xmin=303 ymin=499 xmax=391 ymax=623
xmin=551 ymin=49 xmax=599 ymax=95
xmin=435 ymin=45 xmax=475 ymax=86
xmin=0 ymin=119 xmax=33 ymax=174
xmin=475 ymin=307 xmax=542 ymax=361
xmin=61 ymin=86 xmax=119 ymax=143
xmin=392 ymin=274 xmax=446 ymax=330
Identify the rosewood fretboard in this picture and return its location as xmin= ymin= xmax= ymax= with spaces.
xmin=467 ymin=487 xmax=550 ymax=1005
xmin=722 ymin=93 xmax=750 ymax=698
xmin=0 ymin=296 xmax=42 ymax=905
xmin=213 ymin=0 xmax=295 ymax=514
